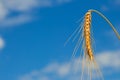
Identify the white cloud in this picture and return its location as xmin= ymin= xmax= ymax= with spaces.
xmin=42 ymin=62 xmax=71 ymax=77
xmin=0 ymin=37 xmax=5 ymax=50
xmin=18 ymin=50 xmax=120 ymax=80
xmin=18 ymin=60 xmax=80 ymax=80
xmin=0 ymin=0 xmax=71 ymax=27
xmin=1 ymin=14 xmax=32 ymax=27
xmin=2 ymin=0 xmax=39 ymax=12
xmin=0 ymin=2 xmax=8 ymax=20
xmin=96 ymin=51 xmax=120 ymax=69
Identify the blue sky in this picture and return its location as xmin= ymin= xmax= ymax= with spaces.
xmin=0 ymin=0 xmax=120 ymax=80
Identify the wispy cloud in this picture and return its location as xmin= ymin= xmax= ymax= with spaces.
xmin=113 ymin=0 xmax=120 ymax=6
xmin=100 ymin=5 xmax=109 ymax=11
xmin=100 ymin=0 xmax=120 ymax=11
xmin=18 ymin=59 xmax=81 ymax=80
xmin=0 ymin=0 xmax=71 ymax=27
xmin=18 ymin=50 xmax=120 ymax=80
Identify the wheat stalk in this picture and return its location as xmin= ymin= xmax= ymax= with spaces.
xmin=66 ymin=9 xmax=120 ymax=80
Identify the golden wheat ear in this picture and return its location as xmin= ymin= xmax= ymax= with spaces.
xmin=65 ymin=9 xmax=120 ymax=80
xmin=80 ymin=9 xmax=120 ymax=80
